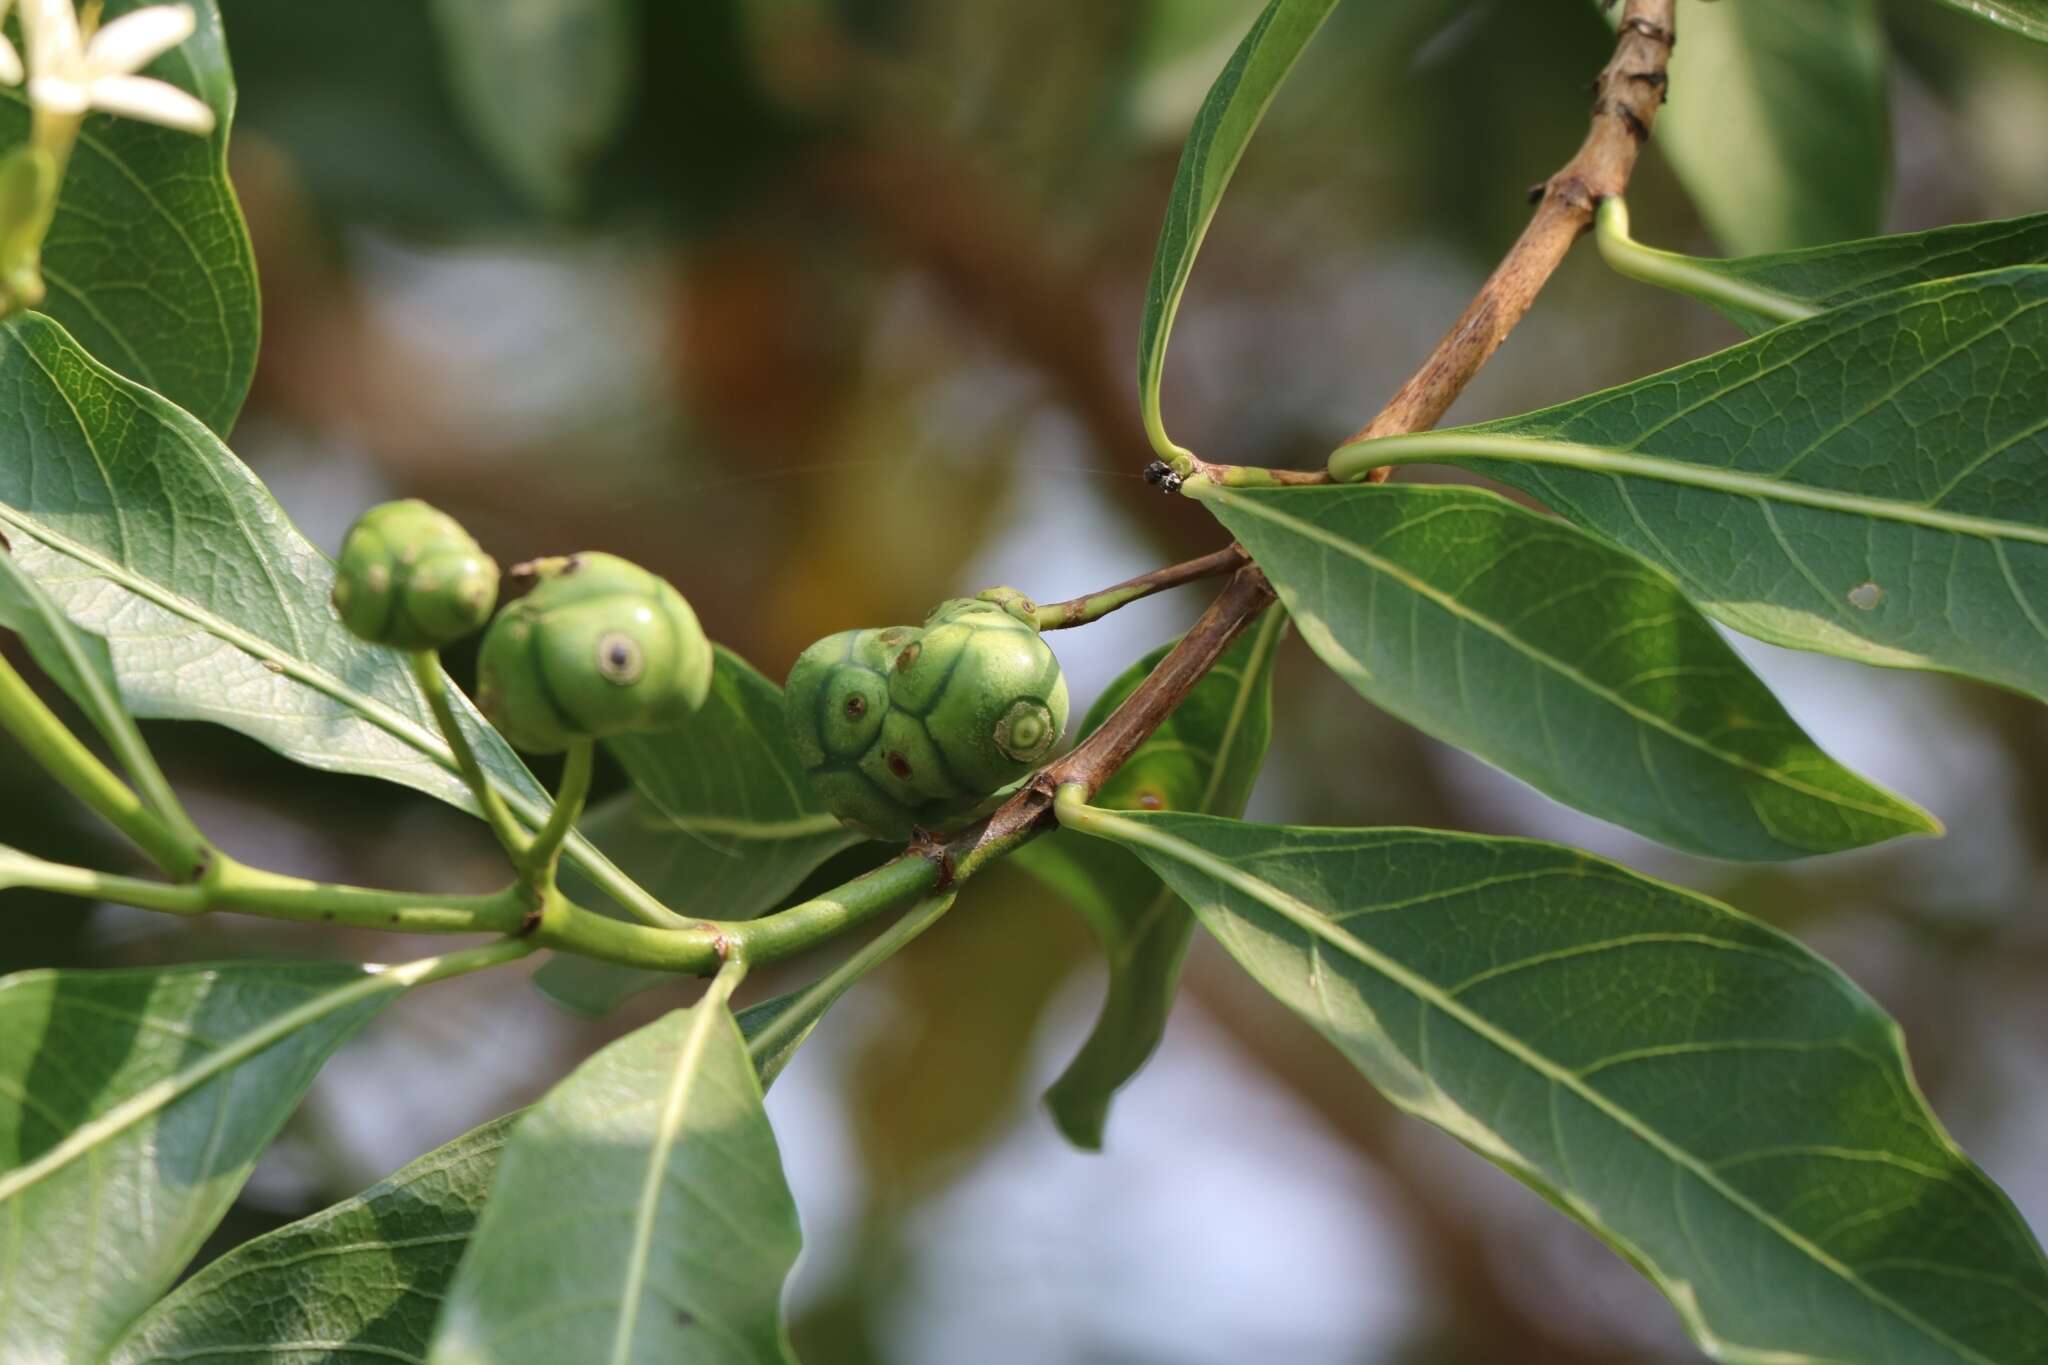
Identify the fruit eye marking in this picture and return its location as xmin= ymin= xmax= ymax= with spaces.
xmin=597 ymin=631 xmax=645 ymax=685
xmin=887 ymin=752 xmax=913 ymax=779
xmin=844 ymin=695 xmax=868 ymax=720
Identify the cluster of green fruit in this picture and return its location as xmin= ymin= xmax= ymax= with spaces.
xmin=331 ymin=502 xmax=1068 ymax=840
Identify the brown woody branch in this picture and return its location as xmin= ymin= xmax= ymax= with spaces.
xmin=939 ymin=0 xmax=1678 ymax=867
xmin=1343 ymin=0 xmax=1677 ymax=463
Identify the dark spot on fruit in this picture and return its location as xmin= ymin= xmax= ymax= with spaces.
xmin=844 ymin=695 xmax=867 ymax=719
xmin=895 ymin=642 xmax=921 ymax=672
xmin=888 ymin=752 xmax=912 ymax=779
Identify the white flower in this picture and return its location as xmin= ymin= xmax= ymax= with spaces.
xmin=0 ymin=0 xmax=23 ymax=86
xmin=21 ymin=0 xmax=214 ymax=134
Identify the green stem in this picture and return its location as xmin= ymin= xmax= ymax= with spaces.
xmin=524 ymin=738 xmax=592 ymax=883
xmin=410 ymin=651 xmax=531 ymax=861
xmin=725 ymin=853 xmax=943 ymax=964
xmin=0 ymin=846 xmax=531 ymax=935
xmin=745 ymin=891 xmax=956 ymax=1074
xmin=0 ymin=654 xmax=203 ymax=878
xmin=3 ymin=835 xmax=943 ymax=976
xmin=1594 ymin=197 xmax=1818 ymax=327
xmin=409 ymin=653 xmax=688 ymax=930
xmin=1000 ymin=545 xmax=1250 ymax=631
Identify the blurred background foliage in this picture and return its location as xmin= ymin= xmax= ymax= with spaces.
xmin=4 ymin=1 xmax=2047 ymax=1360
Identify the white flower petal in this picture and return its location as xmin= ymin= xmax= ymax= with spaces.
xmin=19 ymin=0 xmax=82 ymax=78
xmin=0 ymin=35 xmax=21 ymax=87
xmin=84 ymin=4 xmax=194 ymax=78
xmin=28 ymin=72 xmax=89 ymax=114
xmin=85 ymin=72 xmax=213 ymax=132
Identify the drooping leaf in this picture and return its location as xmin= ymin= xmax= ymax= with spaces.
xmin=1014 ymin=608 xmax=1284 ymax=1148
xmin=0 ymin=0 xmax=258 ymax=433
xmin=1197 ymin=481 xmax=1931 ymax=861
xmin=1916 ymin=0 xmax=2048 ymax=42
xmin=1630 ymin=0 xmax=1889 ymax=255
xmin=430 ymin=0 xmax=635 ymax=213
xmin=110 ymin=1114 xmax=519 ymax=1365
xmin=1063 ymin=805 xmax=2048 ymax=1365
xmin=1662 ymin=212 xmax=2048 ymax=336
xmin=429 ymin=985 xmax=802 ymax=1364
xmin=0 ymin=312 xmax=660 ymax=915
xmin=1138 ymin=0 xmax=1339 ymax=463
xmin=0 ymin=962 xmax=402 ymax=1361
xmin=534 ymin=647 xmax=862 ymax=1016
xmin=1336 ymin=269 xmax=2048 ymax=702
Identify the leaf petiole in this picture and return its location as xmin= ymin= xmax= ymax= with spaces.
xmin=0 ymin=653 xmax=205 ymax=878
xmin=1594 ymin=197 xmax=1818 ymax=328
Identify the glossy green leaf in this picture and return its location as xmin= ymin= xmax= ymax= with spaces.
xmin=1014 ymin=608 xmax=1284 ymax=1148
xmin=431 ymin=0 xmax=634 ymax=213
xmin=0 ymin=0 xmax=258 ymax=434
xmin=534 ymin=647 xmax=862 ymax=1016
xmin=1198 ymin=481 xmax=1931 ymax=861
xmin=1338 ymin=269 xmax=2048 ymax=702
xmin=429 ymin=982 xmax=802 ymax=1365
xmin=1063 ymin=804 xmax=2048 ymax=1365
xmin=111 ymin=1114 xmax=519 ymax=1364
xmin=1635 ymin=0 xmax=1889 ymax=255
xmin=1138 ymin=0 xmax=1338 ymax=463
xmin=0 ymin=962 xmax=402 ymax=1361
xmin=1918 ymin=0 xmax=2048 ymax=41
xmin=0 ymin=312 xmax=660 ymax=916
xmin=1678 ymin=213 xmax=2048 ymax=336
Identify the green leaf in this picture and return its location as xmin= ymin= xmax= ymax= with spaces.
xmin=1014 ymin=608 xmax=1284 ymax=1149
xmin=1917 ymin=0 xmax=2048 ymax=42
xmin=1338 ymin=269 xmax=2048 ymax=702
xmin=429 ymin=980 xmax=802 ymax=1365
xmin=1678 ymin=213 xmax=2048 ymax=336
xmin=0 ymin=312 xmax=659 ymax=916
xmin=1062 ymin=804 xmax=2048 ymax=1365
xmin=111 ymin=1114 xmax=519 ymax=1365
xmin=534 ymin=647 xmax=862 ymax=1016
xmin=0 ymin=961 xmax=403 ymax=1361
xmin=1198 ymin=481 xmax=1932 ymax=861
xmin=1138 ymin=0 xmax=1338 ymax=463
xmin=1637 ymin=0 xmax=1889 ymax=255
xmin=0 ymin=0 xmax=258 ymax=434
xmin=430 ymin=0 xmax=635 ymax=213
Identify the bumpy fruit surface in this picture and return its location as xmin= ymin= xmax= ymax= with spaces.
xmin=476 ymin=552 xmax=713 ymax=753
xmin=331 ymin=500 xmax=499 ymax=650
xmin=785 ymin=598 xmax=1069 ymax=840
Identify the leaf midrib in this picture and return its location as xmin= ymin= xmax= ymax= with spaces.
xmin=0 ymin=970 xmax=395 ymax=1206
xmin=1206 ymin=486 xmax=1917 ymax=825
xmin=611 ymin=1003 xmax=724 ymax=1365
xmin=1095 ymin=809 xmax=1997 ymax=1365
xmin=1396 ymin=431 xmax=2048 ymax=546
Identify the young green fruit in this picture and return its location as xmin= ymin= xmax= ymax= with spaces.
xmin=332 ymin=499 xmax=500 ymax=650
xmin=476 ymin=552 xmax=713 ymax=753
xmin=785 ymin=598 xmax=1069 ymax=841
